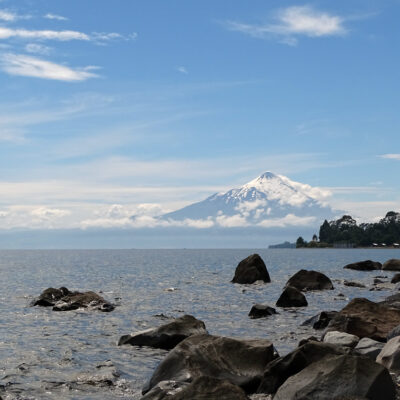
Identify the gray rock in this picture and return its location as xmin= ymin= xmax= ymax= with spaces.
xmin=248 ymin=304 xmax=277 ymax=319
xmin=354 ymin=338 xmax=384 ymax=359
xmin=323 ymin=331 xmax=359 ymax=347
xmin=118 ymin=315 xmax=207 ymax=349
xmin=343 ymin=281 xmax=366 ymax=288
xmin=377 ymin=336 xmax=400 ymax=371
xmin=276 ymin=286 xmax=307 ymax=307
xmin=232 ymin=254 xmax=270 ymax=284
xmin=387 ymin=324 xmax=400 ymax=341
xmin=274 ymin=354 xmax=395 ymax=400
xmin=285 ymin=269 xmax=334 ymax=291
xmin=382 ymin=259 xmax=400 ymax=271
xmin=142 ymin=334 xmax=275 ymax=395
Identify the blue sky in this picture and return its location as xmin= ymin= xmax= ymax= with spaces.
xmin=0 ymin=0 xmax=399 ymax=233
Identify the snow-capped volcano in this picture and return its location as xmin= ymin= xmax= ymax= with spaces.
xmin=162 ymin=172 xmax=338 ymax=227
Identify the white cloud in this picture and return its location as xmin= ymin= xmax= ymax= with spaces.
xmin=225 ymin=5 xmax=346 ymax=45
xmin=31 ymin=207 xmax=70 ymax=219
xmin=0 ymin=9 xmax=17 ymax=21
xmin=44 ymin=13 xmax=68 ymax=21
xmin=177 ymin=66 xmax=188 ymax=74
xmin=1 ymin=53 xmax=99 ymax=81
xmin=380 ymin=154 xmax=400 ymax=160
xmin=0 ymin=26 xmax=89 ymax=41
xmin=216 ymin=214 xmax=248 ymax=227
xmin=257 ymin=214 xmax=316 ymax=228
xmin=25 ymin=43 xmax=52 ymax=55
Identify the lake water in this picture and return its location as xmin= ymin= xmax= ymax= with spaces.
xmin=1 ymin=248 xmax=399 ymax=399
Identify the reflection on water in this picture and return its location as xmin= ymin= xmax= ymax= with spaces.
xmin=0 ymin=248 xmax=398 ymax=399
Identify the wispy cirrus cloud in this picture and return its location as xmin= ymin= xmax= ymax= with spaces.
xmin=0 ymin=53 xmax=99 ymax=81
xmin=225 ymin=5 xmax=347 ymax=45
xmin=380 ymin=154 xmax=400 ymax=160
xmin=0 ymin=9 xmax=30 ymax=22
xmin=176 ymin=66 xmax=188 ymax=74
xmin=25 ymin=43 xmax=52 ymax=55
xmin=0 ymin=26 xmax=90 ymax=41
xmin=44 ymin=13 xmax=68 ymax=21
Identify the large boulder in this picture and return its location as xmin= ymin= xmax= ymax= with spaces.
xmin=391 ymin=273 xmax=400 ymax=284
xmin=231 ymin=254 xmax=270 ymax=284
xmin=354 ymin=338 xmax=385 ymax=359
xmin=301 ymin=311 xmax=338 ymax=330
xmin=141 ymin=377 xmax=250 ymax=400
xmin=142 ymin=334 xmax=275 ymax=395
xmin=276 ymin=286 xmax=307 ymax=307
xmin=326 ymin=298 xmax=400 ymax=341
xmin=273 ymin=354 xmax=395 ymax=400
xmin=286 ymin=269 xmax=334 ymax=291
xmin=248 ymin=304 xmax=277 ymax=319
xmin=382 ymin=259 xmax=400 ymax=271
xmin=118 ymin=315 xmax=207 ymax=349
xmin=257 ymin=341 xmax=350 ymax=394
xmin=377 ymin=336 xmax=400 ymax=371
xmin=343 ymin=260 xmax=382 ymax=271
xmin=32 ymin=287 xmax=114 ymax=312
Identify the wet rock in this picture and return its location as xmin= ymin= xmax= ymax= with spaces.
xmin=343 ymin=260 xmax=382 ymax=271
xmin=298 ymin=336 xmax=320 ymax=347
xmin=354 ymin=338 xmax=384 ymax=359
xmin=273 ymin=354 xmax=395 ymax=400
xmin=248 ymin=304 xmax=277 ymax=319
xmin=231 ymin=254 xmax=270 ymax=284
xmin=257 ymin=341 xmax=350 ymax=394
xmin=373 ymin=278 xmax=384 ymax=284
xmin=383 ymin=259 xmax=400 ymax=271
xmin=285 ymin=269 xmax=334 ymax=291
xmin=118 ymin=315 xmax=207 ymax=349
xmin=343 ymin=281 xmax=366 ymax=288
xmin=323 ymin=331 xmax=359 ymax=347
xmin=377 ymin=336 xmax=400 ymax=371
xmin=387 ymin=324 xmax=400 ymax=341
xmin=32 ymin=287 xmax=114 ymax=312
xmin=142 ymin=334 xmax=275 ymax=395
xmin=276 ymin=286 xmax=307 ymax=307
xmin=75 ymin=361 xmax=119 ymax=387
xmin=326 ymin=298 xmax=400 ymax=341
xmin=142 ymin=377 xmax=250 ymax=400
xmin=301 ymin=311 xmax=338 ymax=330
xmin=391 ymin=273 xmax=400 ymax=284
xmin=379 ymin=293 xmax=400 ymax=310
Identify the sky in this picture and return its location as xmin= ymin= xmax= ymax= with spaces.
xmin=0 ymin=0 xmax=399 ymax=240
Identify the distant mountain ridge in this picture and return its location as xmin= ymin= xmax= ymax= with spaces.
xmin=161 ymin=171 xmax=338 ymax=226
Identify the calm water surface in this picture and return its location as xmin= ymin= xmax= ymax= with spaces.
xmin=1 ymin=248 xmax=399 ymax=399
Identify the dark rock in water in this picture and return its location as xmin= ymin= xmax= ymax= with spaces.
xmin=31 ymin=287 xmax=70 ymax=306
xmin=32 ymin=287 xmax=114 ymax=312
xmin=276 ymin=286 xmax=307 ymax=307
xmin=301 ymin=311 xmax=338 ymax=330
xmin=391 ymin=273 xmax=400 ymax=284
xmin=286 ymin=269 xmax=334 ymax=291
xmin=231 ymin=254 xmax=270 ymax=284
xmin=343 ymin=260 xmax=382 ymax=271
xmin=383 ymin=259 xmax=400 ymax=271
xmin=74 ymin=361 xmax=119 ymax=387
xmin=343 ymin=280 xmax=366 ymax=288
xmin=326 ymin=298 xmax=400 ymax=341
xmin=248 ymin=304 xmax=277 ymax=319
xmin=273 ymin=354 xmax=395 ymax=400
xmin=373 ymin=278 xmax=385 ymax=284
xmin=118 ymin=315 xmax=207 ymax=349
xmin=142 ymin=334 xmax=275 ymax=395
xmin=142 ymin=376 xmax=249 ymax=400
xmin=257 ymin=341 xmax=350 ymax=394
xmin=387 ymin=324 xmax=400 ymax=341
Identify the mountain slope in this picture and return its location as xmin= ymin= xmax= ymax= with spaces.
xmin=162 ymin=172 xmax=338 ymax=226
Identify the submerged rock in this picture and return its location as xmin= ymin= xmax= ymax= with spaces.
xmin=118 ymin=315 xmax=207 ymax=349
xmin=142 ymin=334 xmax=275 ymax=395
xmin=285 ymin=269 xmax=334 ymax=291
xmin=273 ymin=354 xmax=395 ymax=400
xmin=32 ymin=287 xmax=114 ymax=312
xmin=326 ymin=298 xmax=400 ymax=341
xmin=382 ymin=259 xmax=400 ymax=271
xmin=231 ymin=254 xmax=270 ymax=284
xmin=276 ymin=286 xmax=307 ymax=307
xmin=248 ymin=304 xmax=277 ymax=319
xmin=142 ymin=376 xmax=250 ymax=400
xmin=343 ymin=280 xmax=366 ymax=288
xmin=343 ymin=260 xmax=382 ymax=271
